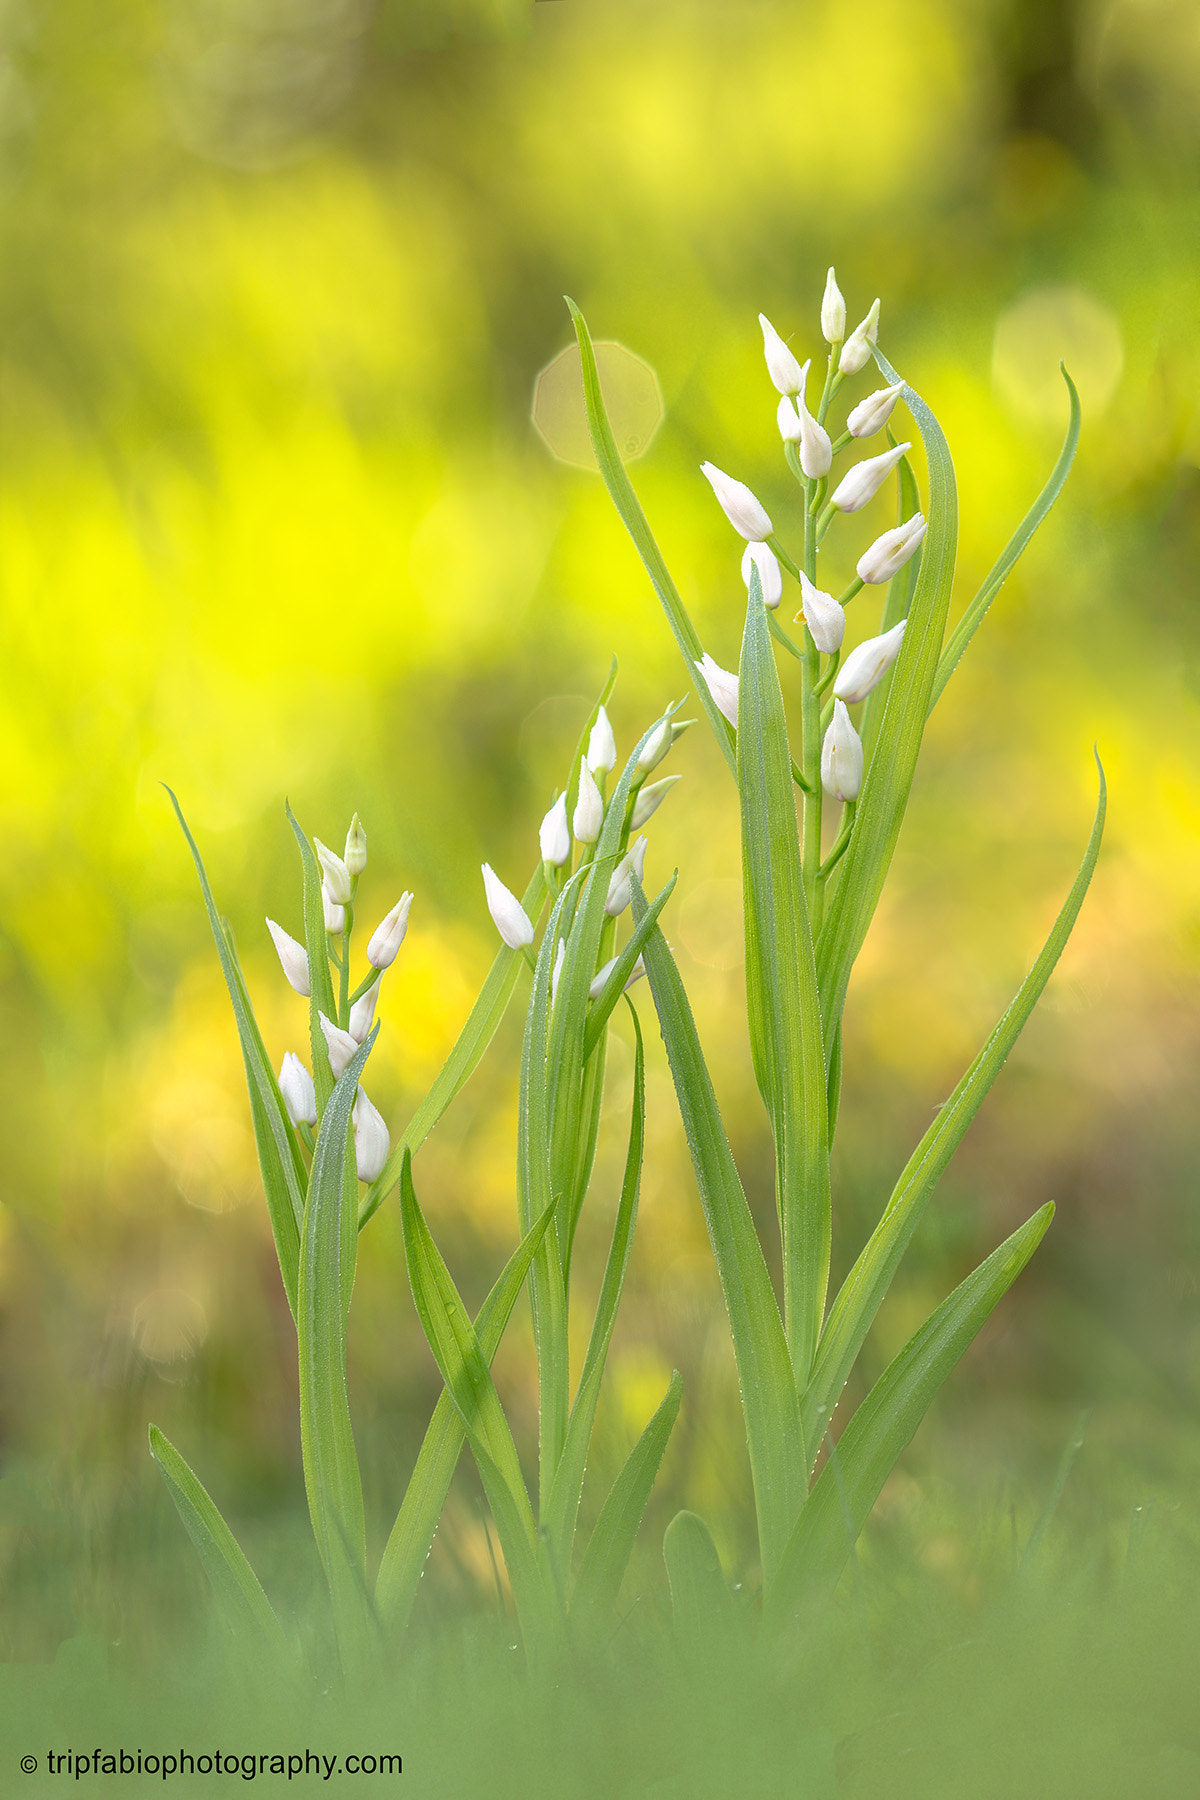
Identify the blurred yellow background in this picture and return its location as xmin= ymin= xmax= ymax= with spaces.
xmin=2 ymin=0 xmax=1199 ymax=1651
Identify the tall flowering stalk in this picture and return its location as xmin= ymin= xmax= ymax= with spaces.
xmin=569 ymin=282 xmax=1100 ymax=1638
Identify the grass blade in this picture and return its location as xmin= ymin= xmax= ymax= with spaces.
xmin=166 ymin=789 xmax=305 ymax=1318
xmin=815 ymin=353 xmax=958 ymax=1060
xmin=567 ymin=299 xmax=736 ymax=773
xmin=581 ymin=872 xmax=676 ymax=1060
xmin=663 ymin=1510 xmax=737 ymax=1653
xmin=767 ymin=1203 xmax=1055 ymax=1629
xmin=570 ymin=1370 xmax=683 ymax=1632
xmin=633 ymin=888 xmax=807 ymax=1578
xmin=148 ymin=1425 xmax=290 ymax=1656
xmin=374 ymin=1200 xmax=557 ymax=1635
xmin=738 ymin=578 xmax=831 ymax=1381
xmin=931 ymin=365 xmax=1080 ymax=710
xmin=804 ymin=760 xmax=1105 ymax=1444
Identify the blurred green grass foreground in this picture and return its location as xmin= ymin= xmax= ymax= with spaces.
xmin=2 ymin=0 xmax=1200 ymax=1779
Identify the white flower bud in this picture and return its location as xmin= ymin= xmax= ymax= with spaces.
xmin=700 ymin=462 xmax=773 ymax=542
xmin=323 ymin=889 xmax=346 ymax=935
xmin=776 ymin=395 xmax=803 ymax=445
xmin=587 ymin=705 xmax=617 ymax=774
xmin=539 ymin=793 xmax=571 ymax=867
xmin=829 ymin=442 xmax=912 ymax=514
xmin=481 ymin=863 xmax=534 ymax=950
xmin=636 ymin=720 xmax=671 ymax=773
xmin=742 ymin=541 xmax=783 ymax=610
xmin=605 ymin=836 xmax=648 ymax=917
xmin=821 ymin=700 xmax=863 ymax=802
xmin=847 ymin=382 xmax=904 ymax=439
xmin=573 ymin=758 xmax=604 ymax=844
xmin=856 ymin=513 xmax=927 ymax=586
xmin=550 ymin=937 xmax=566 ymax=1006
xmin=793 ymin=364 xmax=833 ymax=479
xmin=588 ymin=953 xmax=646 ymax=1000
xmin=319 ymin=1010 xmax=359 ymax=1080
xmin=694 ymin=652 xmax=739 ymax=728
xmin=631 ymin=774 xmax=680 ymax=830
xmin=834 ymin=620 xmax=907 ymax=704
xmin=797 ymin=573 xmax=846 ymax=655
xmin=313 ymin=838 xmax=352 ymax=905
xmin=838 ymin=298 xmax=881 ymax=376
xmin=758 ymin=313 xmax=806 ymax=397
xmin=821 ymin=268 xmax=846 ymax=344
xmin=353 ymin=1086 xmax=390 ymax=1184
xmin=366 ymin=894 xmax=413 ymax=969
xmin=343 ymin=813 xmax=367 ymax=877
xmin=266 ymin=918 xmax=311 ymax=997
xmin=278 ymin=1052 xmax=316 ymax=1127
xmin=349 ymin=979 xmax=380 ymax=1044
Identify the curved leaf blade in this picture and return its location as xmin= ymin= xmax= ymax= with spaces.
xmin=570 ymin=1370 xmax=683 ymax=1633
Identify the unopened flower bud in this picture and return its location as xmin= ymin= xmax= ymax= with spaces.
xmin=695 ymin=652 xmax=739 ymax=728
xmin=821 ymin=268 xmax=846 ymax=344
xmin=605 ymin=836 xmax=648 ymax=917
xmin=797 ymin=573 xmax=846 ymax=655
xmin=266 ymin=918 xmax=311 ymax=997
xmin=847 ymin=382 xmax=904 ymax=439
xmin=313 ymin=838 xmax=352 ymax=905
xmin=588 ymin=953 xmax=646 ymax=1000
xmin=632 ymin=774 xmax=681 ymax=830
xmin=319 ymin=1010 xmax=359 ymax=1080
xmin=550 ymin=937 xmax=566 ymax=1007
xmin=367 ymin=894 xmax=413 ymax=969
xmin=741 ymin=541 xmax=783 ymax=610
xmin=670 ymin=719 xmax=694 ymax=747
xmin=573 ymin=758 xmax=604 ymax=844
xmin=278 ymin=1051 xmax=316 ymax=1128
xmin=793 ymin=364 xmax=833 ymax=479
xmin=857 ymin=513 xmax=927 ymax=585
xmin=349 ymin=978 xmax=380 ymax=1044
xmin=838 ymin=298 xmax=881 ymax=376
xmin=587 ymin=705 xmax=617 ymax=774
xmin=539 ymin=793 xmax=571 ymax=867
xmin=821 ymin=700 xmax=863 ymax=802
xmin=323 ymin=889 xmax=346 ymax=935
xmin=636 ymin=720 xmax=671 ymax=773
xmin=481 ymin=863 xmax=534 ymax=950
xmin=758 ymin=313 xmax=806 ymax=397
xmin=834 ymin=620 xmax=907 ymax=704
xmin=353 ymin=1086 xmax=389 ymax=1183
xmin=777 ymin=395 xmax=803 ymax=445
xmin=830 ymin=441 xmax=911 ymax=514
xmin=700 ymin=462 xmax=773 ymax=542
xmin=343 ymin=813 xmax=367 ymax=877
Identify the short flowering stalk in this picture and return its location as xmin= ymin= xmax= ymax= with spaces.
xmin=481 ymin=863 xmax=535 ymax=950
xmin=834 ymin=619 xmax=907 ymax=704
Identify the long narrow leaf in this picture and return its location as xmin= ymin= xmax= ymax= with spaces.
xmin=285 ymin=802 xmax=340 ymax=1113
xmin=738 ymin=577 xmax=830 ymax=1381
xmin=166 ymin=789 xmax=305 ymax=1318
xmin=567 ymin=300 xmax=737 ymax=773
xmin=663 ymin=1510 xmax=737 ymax=1652
xmin=149 ymin=1425 xmax=290 ymax=1656
xmin=581 ymin=873 xmax=677 ymax=1060
xmin=570 ymin=1370 xmax=683 ymax=1630
xmin=804 ymin=761 xmax=1105 ymax=1444
xmin=931 ymin=366 xmax=1080 ymax=710
xmin=767 ymin=1203 xmax=1054 ymax=1629
xmin=815 ymin=354 xmax=958 ymax=1060
xmin=634 ymin=890 xmax=807 ymax=1578
xmin=374 ymin=1200 xmax=557 ymax=1635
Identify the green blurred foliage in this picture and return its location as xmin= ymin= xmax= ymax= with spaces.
xmin=1 ymin=0 xmax=1199 ymax=1654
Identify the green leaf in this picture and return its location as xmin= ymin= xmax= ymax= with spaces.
xmin=581 ymin=872 xmax=677 ymax=1061
xmin=815 ymin=354 xmax=958 ymax=1061
xmin=544 ymin=1004 xmax=646 ymax=1573
xmin=931 ymin=365 xmax=1080 ymax=711
xmin=766 ymin=1203 xmax=1055 ymax=1629
xmin=285 ymin=803 xmax=342 ymax=1114
xmin=633 ymin=891 xmax=807 ymax=1578
xmin=663 ymin=1510 xmax=738 ymax=1652
xmin=399 ymin=1150 xmax=551 ymax=1646
xmin=166 ymin=790 xmax=305 ymax=1319
xmin=149 ymin=1425 xmax=290 ymax=1657
xmin=570 ymin=1370 xmax=683 ymax=1633
xmin=738 ymin=577 xmax=831 ymax=1381
xmin=567 ymin=299 xmax=736 ymax=774
xmin=804 ymin=760 xmax=1104 ymax=1446
xmin=297 ymin=1029 xmax=375 ymax=1665
xmin=374 ymin=1200 xmax=557 ymax=1636
xmin=859 ymin=443 xmax=923 ymax=772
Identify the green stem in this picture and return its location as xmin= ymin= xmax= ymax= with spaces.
xmin=767 ymin=610 xmax=805 ymax=663
xmin=767 ymin=534 xmax=803 ymax=584
xmin=800 ymin=506 xmax=822 ymax=921
xmin=818 ymin=801 xmax=856 ymax=881
xmin=348 ymin=967 xmax=381 ymax=1006
xmin=816 ymin=355 xmax=842 ymax=427
xmin=338 ymin=908 xmax=354 ymax=1029
xmin=813 ymin=651 xmax=841 ymax=700
xmin=837 ymin=576 xmax=864 ymax=607
xmin=815 ymin=501 xmax=837 ymax=543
